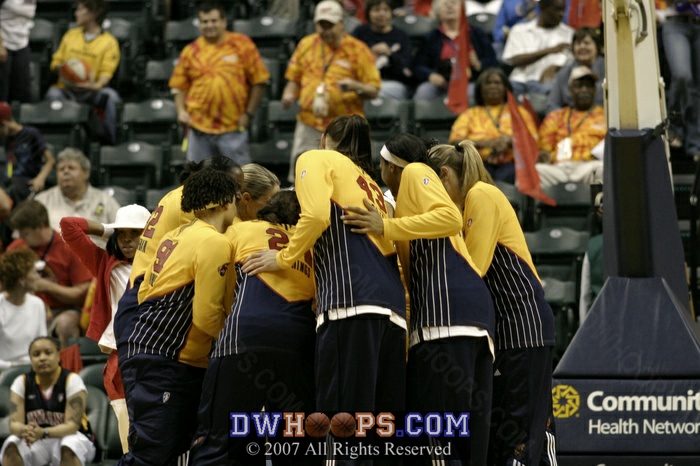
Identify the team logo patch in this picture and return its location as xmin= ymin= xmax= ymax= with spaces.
xmin=163 ymin=392 xmax=171 ymax=404
xmin=423 ymin=178 xmax=429 ymax=186
xmin=467 ymin=218 xmax=473 ymax=227
xmin=301 ymin=169 xmax=307 ymax=179
xmin=218 ymin=263 xmax=229 ymax=277
xmin=58 ymin=394 xmax=64 ymax=403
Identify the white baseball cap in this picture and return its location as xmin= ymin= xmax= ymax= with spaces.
xmin=103 ymin=204 xmax=151 ymax=230
xmin=568 ymin=66 xmax=599 ymax=85
xmin=314 ymin=0 xmax=344 ymax=24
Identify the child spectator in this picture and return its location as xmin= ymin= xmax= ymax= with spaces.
xmin=0 ymin=249 xmax=47 ymax=369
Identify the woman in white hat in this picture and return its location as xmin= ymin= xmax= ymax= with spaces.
xmin=59 ymin=203 xmax=151 ymax=455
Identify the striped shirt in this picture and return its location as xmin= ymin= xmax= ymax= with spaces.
xmin=464 ymin=182 xmax=554 ymax=350
xmin=124 ymin=219 xmax=232 ymax=368
xmin=276 ymin=150 xmax=406 ymax=320
xmin=383 ymin=163 xmax=495 ymax=347
xmin=214 ymin=220 xmax=315 ymax=357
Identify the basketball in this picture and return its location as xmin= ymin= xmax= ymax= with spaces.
xmin=305 ymin=412 xmax=331 ymax=438
xmin=330 ymin=412 xmax=356 ymax=438
xmin=59 ymin=58 xmax=91 ymax=86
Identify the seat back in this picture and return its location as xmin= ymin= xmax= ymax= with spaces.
xmin=364 ymin=98 xmax=411 ymax=141
xmin=19 ymin=101 xmax=90 ymax=152
xmin=248 ymin=139 xmax=293 ymax=183
xmin=144 ymin=58 xmax=178 ymax=94
xmin=267 ymin=100 xmax=300 ymax=141
xmin=261 ymin=57 xmax=283 ymax=101
xmin=165 ymin=18 xmax=201 ymax=57
xmin=0 ymin=366 xmax=31 ymax=388
xmin=102 ymin=185 xmax=138 ymax=206
xmin=537 ymin=182 xmax=593 ymax=230
xmin=467 ymin=13 xmax=497 ymax=36
xmin=98 ymin=142 xmax=165 ymax=190
xmin=79 ymin=363 xmax=107 ymax=394
xmin=413 ymin=98 xmax=457 ymax=144
xmin=392 ymin=15 xmax=438 ymax=55
xmin=233 ymin=16 xmax=297 ymax=60
xmin=121 ymin=99 xmax=180 ymax=145
xmin=85 ymin=386 xmax=109 ymax=461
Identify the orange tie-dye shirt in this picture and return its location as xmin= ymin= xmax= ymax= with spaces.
xmin=169 ymin=32 xmax=270 ymax=134
xmin=449 ymin=105 xmax=538 ymax=163
xmin=285 ymin=33 xmax=381 ymax=131
xmin=538 ymin=106 xmax=606 ymax=162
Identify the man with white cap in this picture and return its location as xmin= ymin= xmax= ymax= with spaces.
xmin=536 ymin=65 xmax=606 ymax=187
xmin=282 ymin=0 xmax=381 ymax=183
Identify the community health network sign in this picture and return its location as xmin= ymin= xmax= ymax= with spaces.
xmin=552 ymin=379 xmax=700 ymax=453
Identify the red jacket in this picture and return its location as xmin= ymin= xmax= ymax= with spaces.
xmin=59 ymin=217 xmax=127 ymax=342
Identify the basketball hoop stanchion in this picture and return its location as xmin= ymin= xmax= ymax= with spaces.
xmin=690 ymin=161 xmax=700 ymax=316
xmin=551 ymin=0 xmax=700 ymax=464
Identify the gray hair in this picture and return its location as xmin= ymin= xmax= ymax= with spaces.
xmin=57 ymin=147 xmax=91 ymax=173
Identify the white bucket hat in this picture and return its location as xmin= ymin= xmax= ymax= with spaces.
xmin=103 ymin=204 xmax=151 ymax=230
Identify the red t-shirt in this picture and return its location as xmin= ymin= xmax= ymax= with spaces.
xmin=7 ymin=230 xmax=93 ymax=310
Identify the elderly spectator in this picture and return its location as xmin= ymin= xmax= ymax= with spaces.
xmin=502 ymin=0 xmax=573 ymax=100
xmin=46 ymin=0 xmax=121 ymax=144
xmin=34 ymin=148 xmax=119 ymax=247
xmin=6 ymin=200 xmax=93 ymax=349
xmin=537 ymin=66 xmax=605 ymax=187
xmin=282 ymin=0 xmax=380 ymax=183
xmin=546 ymin=26 xmax=605 ymax=114
xmin=413 ymin=0 xmax=498 ymax=101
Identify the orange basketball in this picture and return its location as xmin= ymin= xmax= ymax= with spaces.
xmin=305 ymin=412 xmax=331 ymax=438
xmin=59 ymin=58 xmax=91 ymax=86
xmin=330 ymin=412 xmax=356 ymax=438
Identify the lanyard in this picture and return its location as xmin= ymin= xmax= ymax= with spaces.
xmin=40 ymin=231 xmax=55 ymax=262
xmin=485 ymin=105 xmax=506 ymax=131
xmin=320 ymin=39 xmax=338 ymax=79
xmin=567 ymin=107 xmax=593 ymax=135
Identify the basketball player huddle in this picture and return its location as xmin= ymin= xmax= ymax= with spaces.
xmin=113 ymin=115 xmax=557 ymax=466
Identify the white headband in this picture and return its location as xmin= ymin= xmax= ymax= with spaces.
xmin=380 ymin=145 xmax=409 ymax=168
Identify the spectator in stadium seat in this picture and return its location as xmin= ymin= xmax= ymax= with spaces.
xmin=448 ymin=68 xmax=538 ymax=184
xmin=502 ymin=0 xmax=573 ymax=100
xmin=0 ymin=336 xmax=97 ymax=466
xmin=0 ymin=102 xmax=56 ymax=205
xmin=169 ymin=2 xmax=269 ymax=165
xmin=536 ymin=66 xmax=605 ymax=187
xmin=353 ymin=0 xmax=414 ymax=99
xmin=0 ymin=0 xmax=36 ymax=103
xmin=34 ymin=148 xmax=119 ymax=248
xmin=0 ymin=249 xmax=47 ymax=369
xmin=6 ymin=200 xmax=93 ymax=350
xmin=45 ymin=0 xmax=122 ymax=145
xmin=412 ymin=0 xmax=498 ymax=101
xmin=282 ymin=0 xmax=380 ymax=183
xmin=546 ymin=26 xmax=605 ymax=114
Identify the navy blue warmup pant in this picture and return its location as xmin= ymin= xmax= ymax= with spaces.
xmin=116 ymin=354 xmax=205 ymax=466
xmin=488 ymin=346 xmax=554 ymax=466
xmin=407 ymin=336 xmax=493 ymax=466
xmin=189 ymin=352 xmax=318 ymax=466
